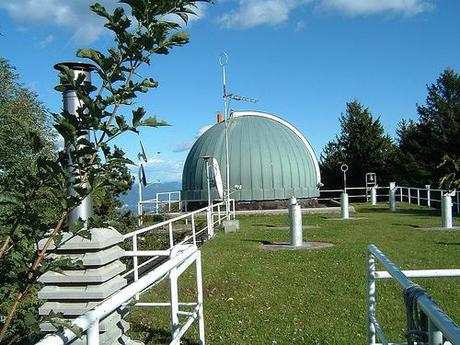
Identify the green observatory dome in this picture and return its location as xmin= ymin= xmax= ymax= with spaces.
xmin=182 ymin=111 xmax=321 ymax=202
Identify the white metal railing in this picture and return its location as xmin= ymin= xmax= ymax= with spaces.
xmin=398 ymin=186 xmax=460 ymax=214
xmin=141 ymin=191 xmax=182 ymax=214
xmin=320 ymin=185 xmax=460 ymax=214
xmin=35 ymin=200 xmax=235 ymax=345
xmin=35 ymin=244 xmax=203 ymax=345
xmin=367 ymin=244 xmax=460 ymax=345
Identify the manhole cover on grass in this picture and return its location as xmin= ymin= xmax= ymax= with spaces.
xmin=260 ymin=241 xmax=334 ymax=251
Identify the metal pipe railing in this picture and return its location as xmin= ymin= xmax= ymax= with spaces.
xmin=35 ymin=245 xmax=202 ymax=345
xmin=367 ymin=244 xmax=460 ymax=345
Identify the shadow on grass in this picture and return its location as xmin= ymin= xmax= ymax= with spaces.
xmin=359 ymin=207 xmax=440 ymax=217
xmin=129 ymin=324 xmax=199 ymax=345
xmin=242 ymin=239 xmax=273 ymax=245
xmin=252 ymin=223 xmax=286 ymax=228
xmin=390 ymin=223 xmax=423 ymax=228
xmin=435 ymin=240 xmax=460 ymax=246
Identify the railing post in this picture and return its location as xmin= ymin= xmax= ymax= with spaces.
xmin=217 ymin=204 xmax=221 ymax=225
xmin=425 ymin=185 xmax=431 ymax=207
xmin=169 ymin=267 xmax=180 ymax=341
xmin=368 ymin=251 xmax=377 ymax=345
xmin=196 ymin=252 xmax=206 ymax=345
xmin=408 ymin=187 xmax=411 ymax=204
xmin=191 ymin=214 xmax=196 ymax=246
xmin=417 ymin=188 xmax=420 ymax=206
xmin=169 ymin=222 xmax=174 ymax=248
xmin=133 ymin=234 xmax=139 ymax=300
xmin=86 ymin=319 xmax=100 ymax=345
xmin=428 ymin=319 xmax=443 ymax=345
xmin=207 ymin=206 xmax=214 ymax=238
xmin=400 ymin=187 xmax=403 ymax=202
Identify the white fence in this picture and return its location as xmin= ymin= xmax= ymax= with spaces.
xmin=35 ymin=201 xmax=235 ymax=345
xmin=320 ymin=185 xmax=460 ymax=214
xmin=141 ymin=191 xmax=182 ymax=214
xmin=367 ymin=244 xmax=460 ymax=345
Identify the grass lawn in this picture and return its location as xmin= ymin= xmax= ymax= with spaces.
xmin=127 ymin=203 xmax=460 ymax=344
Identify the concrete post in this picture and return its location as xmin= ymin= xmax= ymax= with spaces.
xmin=289 ymin=197 xmax=303 ymax=246
xmin=389 ymin=182 xmax=396 ymax=212
xmin=441 ymin=193 xmax=453 ymax=229
xmin=341 ymin=192 xmax=349 ymax=219
xmin=37 ymin=228 xmax=141 ymax=344
xmin=371 ymin=187 xmax=377 ymax=206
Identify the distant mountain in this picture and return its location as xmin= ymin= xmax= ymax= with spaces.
xmin=118 ymin=181 xmax=182 ymax=211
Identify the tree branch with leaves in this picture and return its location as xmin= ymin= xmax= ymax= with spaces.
xmin=0 ymin=1 xmax=211 ymax=343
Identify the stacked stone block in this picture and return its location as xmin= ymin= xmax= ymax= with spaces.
xmin=37 ymin=228 xmax=141 ymax=345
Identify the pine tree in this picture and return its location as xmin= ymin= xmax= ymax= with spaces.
xmin=396 ymin=69 xmax=460 ymax=187
xmin=320 ymin=101 xmax=395 ymax=188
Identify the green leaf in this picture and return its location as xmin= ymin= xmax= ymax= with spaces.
xmin=132 ymin=107 xmax=146 ymax=126
xmin=140 ymin=116 xmax=170 ymax=128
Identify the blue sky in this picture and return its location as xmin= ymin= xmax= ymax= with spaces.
xmin=1 ymin=0 xmax=459 ymax=183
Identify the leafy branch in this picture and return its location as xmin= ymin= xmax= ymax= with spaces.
xmin=0 ymin=1 xmax=211 ymax=342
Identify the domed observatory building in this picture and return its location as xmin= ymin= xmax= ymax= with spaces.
xmin=182 ymin=111 xmax=321 ymax=209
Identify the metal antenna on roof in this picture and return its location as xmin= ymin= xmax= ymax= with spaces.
xmin=219 ymin=52 xmax=258 ymax=216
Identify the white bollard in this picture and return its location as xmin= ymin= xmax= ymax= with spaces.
xmin=371 ymin=187 xmax=377 ymax=206
xmin=389 ymin=182 xmax=396 ymax=212
xmin=341 ymin=192 xmax=349 ymax=219
xmin=289 ymin=197 xmax=303 ymax=246
xmin=441 ymin=193 xmax=453 ymax=229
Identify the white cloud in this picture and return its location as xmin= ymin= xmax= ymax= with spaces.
xmin=218 ymin=0 xmax=312 ymax=29
xmin=172 ymin=124 xmax=213 ymax=153
xmin=37 ymin=34 xmax=55 ymax=48
xmin=131 ymin=157 xmax=184 ymax=182
xmin=317 ymin=0 xmax=433 ymax=16
xmin=0 ymin=0 xmax=114 ymax=43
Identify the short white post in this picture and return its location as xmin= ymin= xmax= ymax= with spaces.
xmin=441 ymin=192 xmax=454 ymax=229
xmin=400 ymin=187 xmax=403 ymax=202
xmin=425 ymin=185 xmax=431 ymax=207
xmin=341 ymin=192 xmax=349 ymax=219
xmin=389 ymin=182 xmax=396 ymax=212
xmin=417 ymin=188 xmax=420 ymax=205
xmin=371 ymin=186 xmax=377 ymax=206
xmin=408 ymin=187 xmax=411 ymax=204
xmin=289 ymin=197 xmax=303 ymax=246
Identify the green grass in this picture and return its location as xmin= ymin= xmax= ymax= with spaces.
xmin=127 ymin=203 xmax=460 ymax=344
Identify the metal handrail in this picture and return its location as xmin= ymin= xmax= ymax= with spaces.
xmin=367 ymin=244 xmax=460 ymax=345
xmin=35 ymin=245 xmax=202 ymax=345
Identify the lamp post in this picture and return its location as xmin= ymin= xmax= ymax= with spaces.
xmin=54 ymin=62 xmax=96 ymax=227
